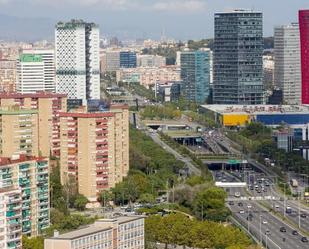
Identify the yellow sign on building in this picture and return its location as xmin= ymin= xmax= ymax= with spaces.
xmin=222 ymin=114 xmax=250 ymax=127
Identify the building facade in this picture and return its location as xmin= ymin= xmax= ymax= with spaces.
xmin=137 ymin=54 xmax=166 ymax=68
xmin=0 ymin=59 xmax=16 ymax=92
xmin=156 ymin=82 xmax=182 ymax=102
xmin=16 ymin=54 xmax=45 ymax=94
xmin=274 ymin=23 xmax=301 ymax=104
xmin=299 ymin=10 xmax=309 ymax=104
xmin=44 ymin=216 xmax=145 ymax=249
xmin=273 ymin=129 xmax=294 ymax=152
xmin=0 ymin=108 xmax=39 ymax=158
xmin=59 ymin=105 xmax=129 ymax=201
xmin=180 ymin=50 xmax=210 ymax=104
xmin=0 ymin=92 xmax=67 ymax=157
xmin=100 ymin=51 xmax=120 ymax=72
xmin=263 ymin=55 xmax=274 ymax=90
xmin=213 ymin=10 xmax=264 ymax=104
xmin=116 ymin=66 xmax=180 ymax=88
xmin=0 ymin=155 xmax=49 ymax=249
xmin=120 ymin=51 xmax=137 ymax=68
xmin=55 ymin=20 xmax=100 ymax=103
xmin=22 ymin=49 xmax=56 ymax=92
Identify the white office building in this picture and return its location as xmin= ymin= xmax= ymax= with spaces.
xmin=137 ymin=54 xmax=166 ymax=67
xmin=16 ymin=54 xmax=45 ymax=93
xmin=22 ymin=49 xmax=55 ymax=92
xmin=55 ymin=20 xmax=100 ymax=103
xmin=274 ymin=23 xmax=301 ymax=104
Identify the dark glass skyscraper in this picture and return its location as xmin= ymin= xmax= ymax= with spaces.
xmin=180 ymin=50 xmax=210 ymax=104
xmin=213 ymin=10 xmax=264 ymax=104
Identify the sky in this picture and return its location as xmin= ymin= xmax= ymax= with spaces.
xmin=0 ymin=0 xmax=308 ymax=40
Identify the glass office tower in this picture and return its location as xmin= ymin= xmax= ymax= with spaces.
xmin=213 ymin=10 xmax=264 ymax=104
xmin=180 ymin=50 xmax=210 ymax=104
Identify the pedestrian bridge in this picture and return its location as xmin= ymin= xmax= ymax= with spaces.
xmin=215 ymin=182 xmax=247 ymax=187
xmin=226 ymin=196 xmax=281 ymax=201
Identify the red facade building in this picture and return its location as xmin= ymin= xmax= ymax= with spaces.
xmin=299 ymin=10 xmax=309 ymax=104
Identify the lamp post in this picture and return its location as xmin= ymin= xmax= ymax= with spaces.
xmin=259 ymin=214 xmax=262 ymax=244
xmin=284 ymin=183 xmax=286 ymax=218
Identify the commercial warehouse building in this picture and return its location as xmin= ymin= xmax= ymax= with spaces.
xmin=201 ymin=105 xmax=309 ymax=127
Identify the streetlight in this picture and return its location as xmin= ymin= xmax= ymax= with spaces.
xmin=265 ymin=233 xmax=268 ymax=249
xmin=259 ymin=214 xmax=262 ymax=244
xmin=247 ymin=205 xmax=251 ymax=232
xmin=283 ymin=183 xmax=287 ymax=218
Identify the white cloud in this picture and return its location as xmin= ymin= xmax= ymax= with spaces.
xmin=152 ymin=0 xmax=207 ymax=12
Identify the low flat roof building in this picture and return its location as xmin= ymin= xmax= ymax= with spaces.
xmin=200 ymin=104 xmax=309 ymax=127
xmin=44 ymin=216 xmax=145 ymax=249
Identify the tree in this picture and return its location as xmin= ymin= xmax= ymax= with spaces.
xmin=98 ymin=190 xmax=113 ymax=206
xmin=193 ymin=187 xmax=229 ymax=221
xmin=22 ymin=236 xmax=44 ymax=249
xmin=50 ymin=163 xmax=68 ymax=214
xmin=74 ymin=194 xmax=88 ymax=211
xmin=139 ymin=193 xmax=156 ymax=204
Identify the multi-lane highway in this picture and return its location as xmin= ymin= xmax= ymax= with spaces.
xmin=214 ymin=171 xmax=309 ymax=249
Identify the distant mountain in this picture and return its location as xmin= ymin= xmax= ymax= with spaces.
xmin=0 ymin=14 xmax=55 ymax=41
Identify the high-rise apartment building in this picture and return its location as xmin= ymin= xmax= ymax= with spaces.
xmin=16 ymin=54 xmax=45 ymax=94
xmin=22 ymin=49 xmax=56 ymax=92
xmin=299 ymin=10 xmax=309 ymax=104
xmin=55 ymin=20 xmax=100 ymax=104
xmin=274 ymin=23 xmax=301 ymax=104
xmin=0 ymin=155 xmax=49 ymax=249
xmin=59 ymin=105 xmax=129 ymax=201
xmin=180 ymin=50 xmax=210 ymax=104
xmin=0 ymin=59 xmax=16 ymax=92
xmin=45 ymin=216 xmax=145 ymax=249
xmin=0 ymin=108 xmax=39 ymax=158
xmin=213 ymin=10 xmax=264 ymax=104
xmin=0 ymin=92 xmax=67 ymax=157
xmin=120 ymin=51 xmax=137 ymax=68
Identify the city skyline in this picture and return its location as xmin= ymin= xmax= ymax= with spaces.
xmin=0 ymin=0 xmax=308 ymax=40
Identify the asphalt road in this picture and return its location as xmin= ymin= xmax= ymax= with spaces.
xmin=228 ymin=187 xmax=309 ymax=249
xmin=148 ymin=132 xmax=201 ymax=175
xmin=216 ymin=171 xmax=309 ymax=249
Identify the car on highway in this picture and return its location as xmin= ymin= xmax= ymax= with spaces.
xmin=301 ymin=237 xmax=308 ymax=243
xmin=300 ymin=213 xmax=307 ymax=218
xmin=239 ymin=210 xmax=245 ymax=214
xmin=238 ymin=202 xmax=243 ymax=207
xmin=247 ymin=204 xmax=252 ymax=209
xmin=262 ymin=220 xmax=268 ymax=225
xmin=246 ymin=216 xmax=253 ymax=221
xmin=292 ymin=230 xmax=299 ymax=235
xmin=280 ymin=227 xmax=286 ymax=232
xmin=265 ymin=230 xmax=271 ymax=235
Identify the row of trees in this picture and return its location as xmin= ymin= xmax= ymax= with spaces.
xmin=172 ymin=181 xmax=230 ymax=222
xmin=228 ymin=122 xmax=309 ymax=175
xmin=145 ymin=213 xmax=254 ymax=249
xmin=141 ymin=104 xmax=182 ymax=120
xmin=107 ymin=126 xmax=185 ymax=205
